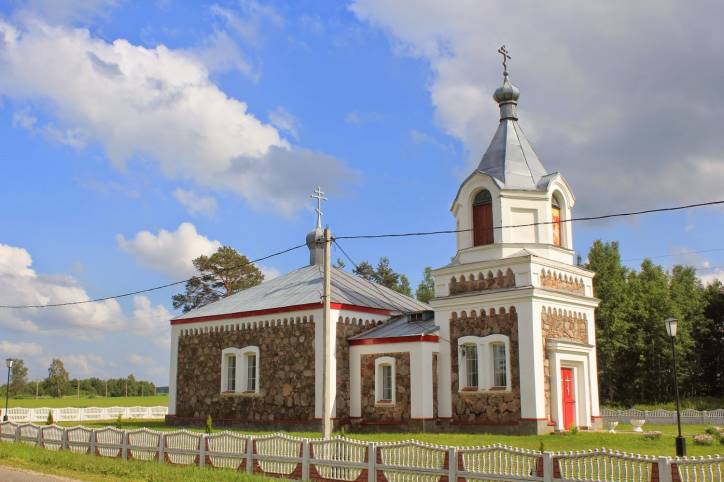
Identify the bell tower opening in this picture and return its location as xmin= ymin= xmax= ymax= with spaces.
xmin=551 ymin=195 xmax=562 ymax=247
xmin=472 ymin=190 xmax=493 ymax=246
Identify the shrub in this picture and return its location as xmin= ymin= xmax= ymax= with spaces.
xmin=568 ymin=425 xmax=579 ymax=435
xmin=205 ymin=415 xmax=213 ymax=434
xmin=642 ymin=431 xmax=662 ymax=440
xmin=703 ymin=426 xmax=722 ymax=440
xmin=693 ymin=434 xmax=714 ymax=446
xmin=46 ymin=411 xmax=54 ymax=425
xmin=538 ymin=440 xmax=545 ymax=453
xmin=115 ymin=414 xmax=122 ymax=429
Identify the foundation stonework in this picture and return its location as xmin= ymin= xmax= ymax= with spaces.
xmin=359 ymin=352 xmax=411 ymax=423
xmin=449 ymin=308 xmax=521 ymax=426
xmin=175 ymin=320 xmax=316 ymax=423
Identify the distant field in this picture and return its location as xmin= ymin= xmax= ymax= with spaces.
xmin=8 ymin=395 xmax=168 ymax=408
xmin=603 ymin=396 xmax=724 ymax=411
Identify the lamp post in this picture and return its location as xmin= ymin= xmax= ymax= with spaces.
xmin=4 ymin=358 xmax=14 ymax=422
xmin=665 ymin=317 xmax=686 ymax=457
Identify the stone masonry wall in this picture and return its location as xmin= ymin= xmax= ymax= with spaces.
xmin=360 ymin=352 xmax=411 ymax=422
xmin=335 ymin=320 xmax=375 ymax=421
xmin=450 ymin=307 xmax=521 ymax=425
xmin=541 ymin=307 xmax=589 ymax=423
xmin=176 ymin=319 xmax=316 ymax=423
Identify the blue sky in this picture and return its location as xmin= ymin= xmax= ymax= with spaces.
xmin=1 ymin=0 xmax=722 ymax=384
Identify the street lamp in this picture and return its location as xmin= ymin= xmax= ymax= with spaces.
xmin=4 ymin=358 xmax=14 ymax=422
xmin=665 ymin=317 xmax=686 ymax=457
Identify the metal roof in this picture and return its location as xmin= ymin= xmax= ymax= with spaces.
xmin=173 ymin=265 xmax=431 ymax=320
xmin=477 ymin=118 xmax=549 ymax=191
xmin=349 ymin=311 xmax=438 ymax=340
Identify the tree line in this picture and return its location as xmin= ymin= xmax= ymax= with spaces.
xmin=171 ymin=244 xmax=722 ymax=404
xmin=2 ymin=358 xmax=156 ymax=398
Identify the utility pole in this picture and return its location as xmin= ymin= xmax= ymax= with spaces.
xmin=321 ymin=227 xmax=333 ymax=439
xmin=105 ymin=380 xmax=108 ymax=398
xmin=125 ymin=379 xmax=128 ymax=398
xmin=77 ymin=380 xmax=80 ymax=399
xmin=35 ymin=381 xmax=39 ymax=399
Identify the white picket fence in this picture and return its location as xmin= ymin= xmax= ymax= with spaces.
xmin=0 ymin=421 xmax=722 ymax=482
xmin=603 ymin=408 xmax=724 ymax=425
xmin=0 ymin=406 xmax=168 ymax=423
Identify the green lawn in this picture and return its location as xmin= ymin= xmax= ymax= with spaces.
xmin=0 ymin=442 xmax=268 ymax=482
xmin=61 ymin=421 xmax=724 ymax=457
xmin=603 ymin=396 xmax=724 ymax=411
xmin=7 ymin=395 xmax=168 ymax=408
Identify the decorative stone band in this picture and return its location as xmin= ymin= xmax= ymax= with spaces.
xmin=450 ymin=305 xmax=517 ymax=320
xmin=449 ymin=268 xmax=516 ymax=295
xmin=539 ymin=268 xmax=585 ymax=295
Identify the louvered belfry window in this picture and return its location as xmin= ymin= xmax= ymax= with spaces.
xmin=473 ymin=190 xmax=494 ymax=246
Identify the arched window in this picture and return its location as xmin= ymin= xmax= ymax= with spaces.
xmin=472 ymin=190 xmax=493 ymax=246
xmin=458 ymin=335 xmax=512 ymax=392
xmin=374 ymin=357 xmax=396 ymax=404
xmin=220 ymin=346 xmax=260 ymax=394
xmin=551 ymin=195 xmax=562 ymax=247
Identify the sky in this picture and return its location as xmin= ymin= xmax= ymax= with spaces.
xmin=1 ymin=0 xmax=723 ymax=385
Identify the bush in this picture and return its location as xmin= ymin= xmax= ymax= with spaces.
xmin=693 ymin=434 xmax=714 ymax=446
xmin=568 ymin=425 xmax=579 ymax=435
xmin=703 ymin=426 xmax=722 ymax=440
xmin=115 ymin=414 xmax=123 ymax=429
xmin=642 ymin=431 xmax=662 ymax=440
xmin=46 ymin=411 xmax=54 ymax=425
xmin=205 ymin=415 xmax=213 ymax=434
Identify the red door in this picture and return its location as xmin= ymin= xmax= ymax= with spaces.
xmin=473 ymin=203 xmax=493 ymax=246
xmin=561 ymin=367 xmax=576 ymax=429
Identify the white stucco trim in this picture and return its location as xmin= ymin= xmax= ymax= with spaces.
xmin=349 ymin=341 xmax=438 ymax=419
xmin=168 ymin=325 xmax=180 ymax=415
xmin=219 ymin=346 xmax=260 ymax=394
xmin=374 ymin=356 xmax=396 ymax=404
xmin=548 ymin=339 xmax=595 ymax=431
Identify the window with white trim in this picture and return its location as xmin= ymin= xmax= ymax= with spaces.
xmin=220 ymin=346 xmax=260 ymax=394
xmin=458 ymin=334 xmax=511 ymax=392
xmin=374 ymin=356 xmax=396 ymax=404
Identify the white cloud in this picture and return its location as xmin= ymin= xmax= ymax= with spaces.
xmin=268 ymin=106 xmax=299 ymax=139
xmin=0 ymin=340 xmax=42 ymax=358
xmin=351 ymin=0 xmax=724 ymax=213
xmin=116 ymin=222 xmax=221 ymax=279
xmin=172 ymin=188 xmax=218 ymax=217
xmin=699 ymin=269 xmax=724 ymax=286
xmin=260 ymin=266 xmax=281 ymax=280
xmin=344 ymin=111 xmax=382 ymax=125
xmin=0 ymin=243 xmax=124 ymax=337
xmin=0 ymin=17 xmax=355 ymax=215
xmin=129 ymin=295 xmax=171 ymax=349
xmin=127 ymin=353 xmax=155 ymax=366
xmin=61 ymin=354 xmax=110 ymax=378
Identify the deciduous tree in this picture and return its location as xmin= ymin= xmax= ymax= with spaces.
xmin=46 ymin=359 xmax=69 ymax=398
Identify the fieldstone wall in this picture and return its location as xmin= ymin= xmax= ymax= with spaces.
xmin=176 ymin=319 xmax=316 ymax=423
xmin=541 ymin=307 xmax=589 ymax=423
xmin=335 ymin=320 xmax=375 ymax=421
xmin=449 ymin=307 xmax=521 ymax=425
xmin=540 ymin=269 xmax=585 ymax=295
xmin=360 ymin=353 xmax=411 ymax=422
xmin=449 ymin=268 xmax=515 ymax=295
xmin=432 ymin=353 xmax=438 ymax=419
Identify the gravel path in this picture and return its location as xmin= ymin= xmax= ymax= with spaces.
xmin=0 ymin=465 xmax=82 ymax=481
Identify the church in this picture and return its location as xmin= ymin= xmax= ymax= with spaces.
xmin=166 ymin=55 xmax=602 ymax=434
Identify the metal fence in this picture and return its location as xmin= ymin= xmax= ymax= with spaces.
xmin=602 ymin=409 xmax=724 ymax=425
xmin=1 ymin=421 xmax=722 ymax=482
xmin=0 ymin=406 xmax=168 ymax=423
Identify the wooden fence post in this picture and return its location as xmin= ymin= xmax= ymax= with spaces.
xmin=90 ymin=429 xmax=96 ymax=456
xmin=367 ymin=442 xmax=376 ymax=482
xmin=158 ymin=433 xmax=165 ymax=464
xmin=122 ymin=430 xmax=128 ymax=460
xmin=61 ymin=427 xmax=68 ymax=451
xmin=543 ymin=452 xmax=554 ymax=482
xmin=246 ymin=436 xmax=254 ymax=474
xmin=448 ymin=447 xmax=457 ymax=482
xmin=302 ymin=439 xmax=310 ymax=481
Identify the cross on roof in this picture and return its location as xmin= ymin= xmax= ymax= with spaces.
xmin=310 ymin=186 xmax=327 ymax=229
xmin=497 ymin=45 xmax=511 ymax=76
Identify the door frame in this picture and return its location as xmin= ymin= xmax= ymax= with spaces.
xmin=548 ymin=340 xmax=594 ymax=431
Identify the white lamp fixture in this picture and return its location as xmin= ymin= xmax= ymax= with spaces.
xmin=665 ymin=317 xmax=678 ymax=338
xmin=5 ymin=358 xmax=13 ymax=369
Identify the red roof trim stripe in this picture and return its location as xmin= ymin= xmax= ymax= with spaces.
xmin=170 ymin=302 xmax=392 ymax=325
xmin=349 ymin=335 xmax=439 ymax=346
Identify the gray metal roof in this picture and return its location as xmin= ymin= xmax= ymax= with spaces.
xmin=349 ymin=311 xmax=438 ymax=340
xmin=174 ymin=265 xmax=431 ymax=320
xmin=477 ymin=118 xmax=549 ymax=191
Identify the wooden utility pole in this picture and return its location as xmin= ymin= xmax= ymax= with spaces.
xmin=77 ymin=380 xmax=80 ymax=399
xmin=321 ymin=227 xmax=333 ymax=439
xmin=35 ymin=381 xmax=38 ymax=399
xmin=125 ymin=379 xmax=128 ymax=398
xmin=105 ymin=380 xmax=108 ymax=398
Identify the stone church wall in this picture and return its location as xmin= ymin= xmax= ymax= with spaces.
xmin=359 ymin=352 xmax=411 ymax=422
xmin=335 ymin=320 xmax=376 ymax=421
xmin=175 ymin=318 xmax=316 ymax=424
xmin=449 ymin=308 xmax=521 ymax=425
xmin=540 ymin=307 xmax=589 ymax=423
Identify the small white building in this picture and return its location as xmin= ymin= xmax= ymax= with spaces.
xmin=167 ymin=63 xmax=601 ymax=433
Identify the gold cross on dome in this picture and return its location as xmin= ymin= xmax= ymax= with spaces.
xmin=497 ymin=45 xmax=511 ymax=75
xmin=310 ymin=186 xmax=327 ymax=229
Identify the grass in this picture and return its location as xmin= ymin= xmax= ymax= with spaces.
xmin=7 ymin=395 xmax=168 ymax=408
xmin=0 ymin=442 xmax=269 ymax=482
xmin=61 ymin=420 xmax=724 ymax=457
xmin=603 ymin=396 xmax=724 ymax=411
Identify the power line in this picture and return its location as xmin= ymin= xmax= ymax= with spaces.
xmin=335 ymin=199 xmax=724 ymax=240
xmin=0 ymin=243 xmax=307 ymax=309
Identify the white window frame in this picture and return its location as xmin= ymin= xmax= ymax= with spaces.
xmin=458 ymin=334 xmax=511 ymax=392
xmin=220 ymin=346 xmax=260 ymax=394
xmin=374 ymin=356 xmax=396 ymax=405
